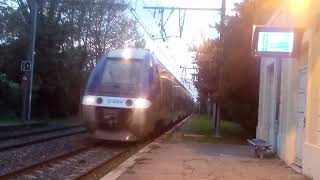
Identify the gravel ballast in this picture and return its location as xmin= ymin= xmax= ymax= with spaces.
xmin=0 ymin=133 xmax=96 ymax=176
xmin=16 ymin=146 xmax=124 ymax=180
xmin=0 ymin=126 xmax=86 ymax=151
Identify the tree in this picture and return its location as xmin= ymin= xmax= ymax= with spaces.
xmin=0 ymin=0 xmax=144 ymax=118
xmin=193 ymin=39 xmax=221 ymax=113
xmin=193 ymin=0 xmax=281 ymax=136
xmin=0 ymin=73 xmax=22 ymax=117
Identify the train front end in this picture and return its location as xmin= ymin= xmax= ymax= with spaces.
xmin=81 ymin=49 xmax=153 ymax=141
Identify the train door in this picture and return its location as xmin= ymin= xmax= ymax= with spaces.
xmin=167 ymin=76 xmax=174 ymax=114
xmin=160 ymin=70 xmax=171 ymax=112
xmin=158 ymin=66 xmax=173 ymax=121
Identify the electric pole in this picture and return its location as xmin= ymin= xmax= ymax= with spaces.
xmin=23 ymin=0 xmax=38 ymax=121
xmin=214 ymin=0 xmax=226 ymax=137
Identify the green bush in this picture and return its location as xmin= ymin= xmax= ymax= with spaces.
xmin=0 ymin=73 xmax=22 ymax=116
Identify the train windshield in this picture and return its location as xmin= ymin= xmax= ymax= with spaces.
xmin=101 ymin=58 xmax=142 ymax=85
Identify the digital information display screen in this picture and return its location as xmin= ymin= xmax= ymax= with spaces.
xmin=257 ymin=32 xmax=294 ymax=53
xmin=251 ymin=26 xmax=302 ymax=58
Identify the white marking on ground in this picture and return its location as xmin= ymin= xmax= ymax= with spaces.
xmin=183 ymin=134 xmax=205 ymax=137
xmin=47 ymin=167 xmax=55 ymax=171
xmin=219 ymin=154 xmax=232 ymax=157
xmin=24 ymin=175 xmax=38 ymax=179
xmin=52 ymin=163 xmax=63 ymax=168
xmin=100 ymin=145 xmax=152 ymax=180
xmin=62 ymin=160 xmax=71 ymax=165
xmin=34 ymin=170 xmax=44 ymax=174
xmin=69 ymin=158 xmax=77 ymax=161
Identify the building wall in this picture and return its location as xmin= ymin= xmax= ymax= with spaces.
xmin=278 ymin=59 xmax=298 ymax=164
xmin=257 ymin=57 xmax=298 ymax=164
xmin=257 ymin=2 xmax=300 ymax=164
xmin=303 ymin=17 xmax=320 ymax=179
xmin=257 ymin=0 xmax=320 ymax=179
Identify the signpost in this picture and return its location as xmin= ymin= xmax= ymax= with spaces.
xmin=21 ymin=61 xmax=32 ymax=72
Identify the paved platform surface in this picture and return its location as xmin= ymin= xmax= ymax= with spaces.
xmin=109 ymin=123 xmax=307 ymax=180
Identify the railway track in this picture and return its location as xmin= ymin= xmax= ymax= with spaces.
xmin=0 ymin=124 xmax=84 ymax=141
xmin=75 ymin=141 xmax=150 ymax=180
xmin=0 ymin=125 xmax=87 ymax=151
xmin=0 ymin=115 xmax=191 ymax=180
xmin=76 ymin=115 xmax=191 ymax=180
xmin=0 ymin=139 xmax=134 ymax=180
xmin=0 ymin=142 xmax=104 ymax=179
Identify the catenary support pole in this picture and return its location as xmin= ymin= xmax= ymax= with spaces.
xmin=26 ymin=0 xmax=38 ymax=121
xmin=214 ymin=0 xmax=226 ymax=137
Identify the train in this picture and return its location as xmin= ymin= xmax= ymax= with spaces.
xmin=81 ymin=48 xmax=194 ymax=141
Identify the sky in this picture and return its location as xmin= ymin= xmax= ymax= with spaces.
xmin=126 ymin=0 xmax=243 ymax=100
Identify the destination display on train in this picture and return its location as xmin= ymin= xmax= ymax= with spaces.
xmin=257 ymin=31 xmax=294 ymax=53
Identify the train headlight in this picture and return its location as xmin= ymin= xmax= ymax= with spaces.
xmin=134 ymin=98 xmax=151 ymax=109
xmin=82 ymin=96 xmax=96 ymax=105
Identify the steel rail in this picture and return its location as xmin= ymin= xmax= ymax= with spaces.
xmin=0 ymin=142 xmax=102 ymax=179
xmin=75 ymin=114 xmax=192 ymax=180
xmin=0 ymin=127 xmax=87 ymax=151
xmin=0 ymin=125 xmax=84 ymax=141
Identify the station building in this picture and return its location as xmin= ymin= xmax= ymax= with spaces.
xmin=256 ymin=0 xmax=320 ymax=179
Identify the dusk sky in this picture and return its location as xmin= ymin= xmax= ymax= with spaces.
xmin=126 ymin=0 xmax=243 ymax=99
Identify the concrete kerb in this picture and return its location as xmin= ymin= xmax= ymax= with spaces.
xmin=100 ymin=115 xmax=193 ymax=180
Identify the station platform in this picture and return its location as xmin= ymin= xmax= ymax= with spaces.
xmin=102 ymin=116 xmax=306 ymax=180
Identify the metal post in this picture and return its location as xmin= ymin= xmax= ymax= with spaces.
xmin=27 ymin=0 xmax=38 ymax=121
xmin=22 ymin=80 xmax=27 ymax=121
xmin=214 ymin=0 xmax=226 ymax=137
xmin=215 ymin=105 xmax=221 ymax=136
xmin=212 ymin=102 xmax=216 ymax=130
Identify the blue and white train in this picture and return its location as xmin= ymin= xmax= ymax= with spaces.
xmin=81 ymin=48 xmax=193 ymax=141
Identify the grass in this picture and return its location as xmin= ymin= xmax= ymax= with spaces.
xmin=45 ymin=116 xmax=83 ymax=126
xmin=0 ymin=115 xmax=24 ymax=125
xmin=180 ymin=114 xmax=246 ymax=144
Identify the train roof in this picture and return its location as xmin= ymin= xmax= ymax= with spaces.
xmin=107 ymin=48 xmax=149 ymax=60
xmin=106 ymin=48 xmax=193 ymax=100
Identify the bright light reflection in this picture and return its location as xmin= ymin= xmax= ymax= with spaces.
xmin=290 ymin=0 xmax=310 ymax=14
xmin=134 ymin=98 xmax=151 ymax=109
xmin=122 ymin=49 xmax=131 ymax=60
xmin=82 ymin=96 xmax=96 ymax=105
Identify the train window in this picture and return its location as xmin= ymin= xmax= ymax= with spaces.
xmin=101 ymin=58 xmax=142 ymax=85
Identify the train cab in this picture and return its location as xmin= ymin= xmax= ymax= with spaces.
xmin=82 ymin=48 xmax=193 ymax=141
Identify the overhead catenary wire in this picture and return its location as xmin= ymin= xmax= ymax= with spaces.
xmin=126 ymin=0 xmax=194 ymax=95
xmin=126 ymin=0 xmax=154 ymax=41
xmin=142 ymin=0 xmax=159 ymax=21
